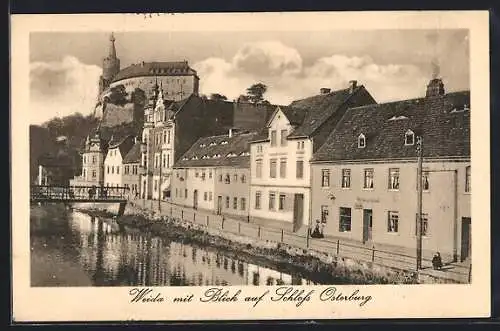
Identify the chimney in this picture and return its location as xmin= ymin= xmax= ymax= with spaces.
xmin=349 ymin=80 xmax=357 ymax=94
xmin=320 ymin=88 xmax=331 ymax=95
xmin=425 ymin=78 xmax=445 ymax=97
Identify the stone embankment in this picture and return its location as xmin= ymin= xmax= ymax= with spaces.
xmin=75 ymin=203 xmax=426 ymax=285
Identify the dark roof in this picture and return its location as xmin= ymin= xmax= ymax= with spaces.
xmin=123 ymin=141 xmax=142 ymax=164
xmin=108 ymin=135 xmax=136 ymax=157
xmin=174 ymin=132 xmax=259 ymax=168
xmin=312 ymin=91 xmax=470 ymax=162
xmin=113 ymin=61 xmax=198 ymax=82
xmin=288 ymin=86 xmax=365 ymax=138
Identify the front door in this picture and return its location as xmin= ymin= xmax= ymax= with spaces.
xmin=292 ymin=194 xmax=304 ymax=232
xmin=193 ymin=190 xmax=198 ymax=209
xmin=362 ymin=209 xmax=373 ymax=243
xmin=217 ymin=196 xmax=222 ymax=215
xmin=461 ymin=217 xmax=471 ymax=261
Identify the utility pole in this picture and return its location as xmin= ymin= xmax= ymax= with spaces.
xmin=416 ymin=136 xmax=423 ymax=270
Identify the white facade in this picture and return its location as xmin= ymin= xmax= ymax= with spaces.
xmin=104 ymin=146 xmax=124 ymax=187
xmin=249 ymin=107 xmax=314 ymax=231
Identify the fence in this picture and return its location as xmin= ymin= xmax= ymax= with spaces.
xmin=135 ymin=200 xmax=471 ymax=282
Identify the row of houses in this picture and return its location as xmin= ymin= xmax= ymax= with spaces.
xmin=70 ymin=77 xmax=471 ymax=263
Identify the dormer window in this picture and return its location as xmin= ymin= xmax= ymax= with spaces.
xmin=209 ymin=142 xmax=217 ymax=146
xmin=227 ymin=152 xmax=237 ymax=158
xmin=191 ymin=156 xmax=198 ymax=160
xmin=220 ymin=141 xmax=228 ymax=145
xmin=213 ymin=154 xmax=221 ymax=159
xmin=202 ymin=155 xmax=209 ymax=159
xmin=199 ymin=143 xmax=206 ymax=148
xmin=240 ymin=151 xmax=250 ymax=156
xmin=358 ymin=134 xmax=366 ymax=148
xmin=405 ymin=130 xmax=415 ymax=146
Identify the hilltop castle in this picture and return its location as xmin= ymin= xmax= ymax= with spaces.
xmin=95 ymin=33 xmax=200 ymax=118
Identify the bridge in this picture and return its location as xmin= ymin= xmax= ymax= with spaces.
xmin=30 ymin=185 xmax=129 ymax=215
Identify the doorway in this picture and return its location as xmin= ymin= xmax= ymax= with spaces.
xmin=362 ymin=209 xmax=373 ymax=243
xmin=193 ymin=190 xmax=198 ymax=209
xmin=217 ymin=196 xmax=222 ymax=215
xmin=292 ymin=193 xmax=304 ymax=232
xmin=461 ymin=217 xmax=471 ymax=262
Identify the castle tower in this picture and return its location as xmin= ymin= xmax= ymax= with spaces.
xmin=99 ymin=32 xmax=121 ymax=95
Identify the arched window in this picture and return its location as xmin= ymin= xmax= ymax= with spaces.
xmin=358 ymin=133 xmax=366 ymax=148
xmin=405 ymin=129 xmax=415 ymax=146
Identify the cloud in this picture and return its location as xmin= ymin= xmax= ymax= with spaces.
xmin=193 ymin=41 xmax=431 ymax=105
xmin=30 ymin=56 xmax=102 ymax=124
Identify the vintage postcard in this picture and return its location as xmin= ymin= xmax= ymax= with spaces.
xmin=11 ymin=11 xmax=490 ymax=321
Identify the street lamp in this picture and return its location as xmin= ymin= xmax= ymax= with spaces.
xmin=416 ymin=136 xmax=423 ymax=270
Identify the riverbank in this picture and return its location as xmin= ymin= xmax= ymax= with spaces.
xmin=74 ymin=203 xmax=422 ymax=285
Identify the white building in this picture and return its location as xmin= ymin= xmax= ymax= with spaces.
xmin=103 ymin=135 xmax=136 ymax=188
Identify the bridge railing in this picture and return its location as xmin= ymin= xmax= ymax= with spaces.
xmin=30 ymin=185 xmax=129 ymax=201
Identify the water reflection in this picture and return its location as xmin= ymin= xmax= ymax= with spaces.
xmin=31 ymin=208 xmax=316 ymax=287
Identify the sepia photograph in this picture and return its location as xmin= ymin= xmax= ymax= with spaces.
xmin=12 ymin=11 xmax=490 ymax=321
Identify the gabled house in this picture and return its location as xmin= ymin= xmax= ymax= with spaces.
xmin=310 ymin=77 xmax=471 ymax=262
xmin=122 ymin=140 xmax=142 ymax=199
xmin=104 ymin=135 xmax=136 ymax=188
xmin=249 ymin=81 xmax=376 ymax=232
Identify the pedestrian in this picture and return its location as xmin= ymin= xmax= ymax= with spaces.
xmin=311 ymin=220 xmax=322 ymax=238
xmin=432 ymin=252 xmax=443 ymax=270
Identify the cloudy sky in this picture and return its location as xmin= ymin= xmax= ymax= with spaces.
xmin=29 ymin=29 xmax=469 ymax=124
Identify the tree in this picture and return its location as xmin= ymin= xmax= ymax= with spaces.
xmin=210 ymin=93 xmax=228 ymax=101
xmin=108 ymin=84 xmax=128 ymax=105
xmin=246 ymin=83 xmax=268 ymax=104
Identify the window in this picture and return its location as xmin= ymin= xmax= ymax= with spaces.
xmin=168 ymin=130 xmax=171 ymax=144
xmin=167 ymin=154 xmax=170 ymax=168
xmin=83 ymin=169 xmax=86 ymax=178
xmin=255 ymin=191 xmax=261 ymax=209
xmin=204 ymin=192 xmax=207 ymax=201
xmin=83 ymin=156 xmax=86 ymax=164
xmin=256 ymin=160 xmax=263 ymax=178
xmin=321 ymin=205 xmax=329 ymax=223
xmin=405 ymin=130 xmax=415 ymax=145
xmin=162 ymin=154 xmax=165 ymax=168
xmin=209 ymin=171 xmax=212 ymax=179
xmin=234 ymin=174 xmax=238 ymax=182
xmin=241 ymin=174 xmax=246 ymax=183
xmin=358 ymin=133 xmax=366 ymax=148
xmin=270 ymin=130 xmax=277 ymax=147
xmin=107 ymin=166 xmax=110 ymax=174
xmin=163 ymin=130 xmax=167 ymax=144
xmin=279 ymin=158 xmax=287 ymax=178
xmin=269 ymin=192 xmax=276 ymax=210
xmin=240 ymin=198 xmax=246 ymax=210
xmin=296 ymin=160 xmax=304 ymax=179
xmin=225 ymin=174 xmax=230 ymax=184
xmin=339 ymin=207 xmax=351 ymax=232
xmin=184 ymin=189 xmax=188 ymax=198
xmin=388 ymin=168 xmax=400 ymax=190
xmin=111 ymin=166 xmax=115 ymax=174
xmin=415 ymin=213 xmax=429 ymax=236
xmin=279 ymin=194 xmax=286 ymax=210
xmin=364 ymin=169 xmax=374 ymax=189
xmin=257 ymin=145 xmax=263 ymax=153
xmin=342 ymin=169 xmax=351 ymax=188
xmin=154 ymin=180 xmax=158 ymax=191
xmin=225 ymin=197 xmax=230 ymax=209
xmin=92 ymin=170 xmax=96 ymax=178
xmin=219 ymin=174 xmax=223 ymax=182
xmin=321 ymin=169 xmax=330 ymax=187
xmin=297 ymin=141 xmax=305 ymax=150
xmin=387 ymin=211 xmax=399 ymax=233
xmin=465 ymin=166 xmax=471 ymax=192
xmin=209 ymin=192 xmax=213 ymax=201
xmin=270 ymin=159 xmax=277 ymax=178
xmin=92 ymin=155 xmax=96 ymax=164
xmin=280 ymin=129 xmax=287 ymax=146
xmin=233 ymin=197 xmax=238 ymax=209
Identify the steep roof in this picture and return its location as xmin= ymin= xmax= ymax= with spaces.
xmin=312 ymin=91 xmax=470 ymax=162
xmin=108 ymin=135 xmax=136 ymax=158
xmin=288 ymin=86 xmax=372 ymax=138
xmin=122 ymin=141 xmax=142 ymax=164
xmin=174 ymin=132 xmax=258 ymax=168
xmin=112 ymin=61 xmax=198 ymax=82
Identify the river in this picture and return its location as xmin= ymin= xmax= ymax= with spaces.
xmin=30 ymin=205 xmax=317 ymax=287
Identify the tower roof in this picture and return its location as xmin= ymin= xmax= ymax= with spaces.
xmin=108 ymin=32 xmax=117 ymax=58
